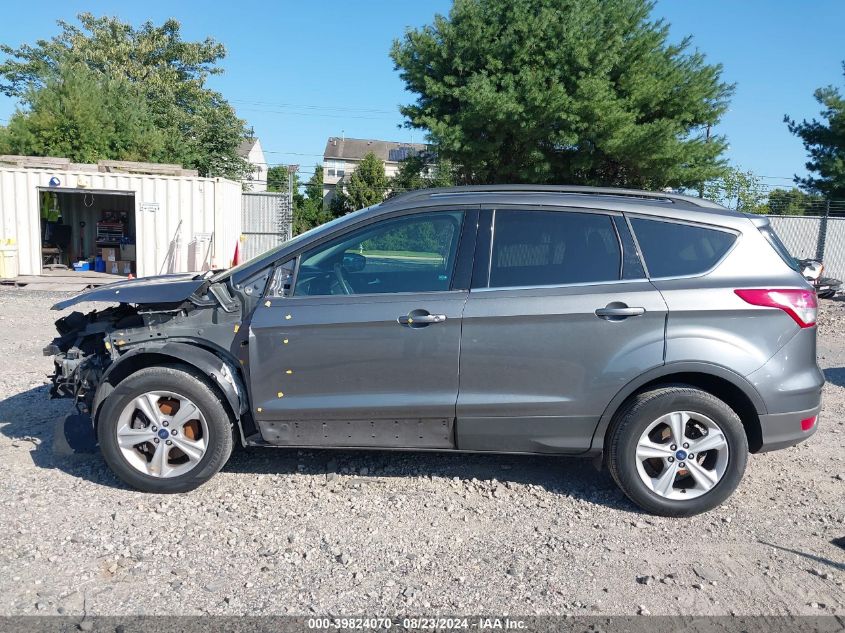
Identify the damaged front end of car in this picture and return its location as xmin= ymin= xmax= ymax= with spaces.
xmin=45 ymin=304 xmax=144 ymax=404
xmin=44 ymin=273 xmax=254 ymax=437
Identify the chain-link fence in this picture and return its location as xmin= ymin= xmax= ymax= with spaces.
xmin=708 ymin=191 xmax=845 ymax=280
xmin=764 ymin=197 xmax=845 ymax=217
xmin=765 ymin=212 xmax=845 ymax=281
xmin=241 ymin=192 xmax=293 ymax=262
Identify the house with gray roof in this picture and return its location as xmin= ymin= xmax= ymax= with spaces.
xmin=322 ymin=136 xmax=429 ymax=203
xmin=237 ymin=137 xmax=269 ymax=192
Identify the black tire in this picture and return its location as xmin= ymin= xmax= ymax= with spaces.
xmin=606 ymin=386 xmax=748 ymax=517
xmin=97 ymin=365 xmax=234 ymax=493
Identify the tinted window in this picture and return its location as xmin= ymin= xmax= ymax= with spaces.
xmin=630 ymin=218 xmax=736 ymax=278
xmin=294 ymin=211 xmax=463 ymax=296
xmin=489 ymin=210 xmax=621 ymax=288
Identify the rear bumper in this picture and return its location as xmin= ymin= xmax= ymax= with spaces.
xmin=757 ymin=405 xmax=820 ymax=452
xmin=745 ymin=326 xmax=823 ymax=452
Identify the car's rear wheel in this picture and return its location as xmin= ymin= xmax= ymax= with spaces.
xmin=97 ymin=365 xmax=234 ymax=493
xmin=607 ymin=386 xmax=748 ymax=517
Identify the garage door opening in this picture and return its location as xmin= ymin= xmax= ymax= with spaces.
xmin=39 ymin=188 xmax=136 ymax=277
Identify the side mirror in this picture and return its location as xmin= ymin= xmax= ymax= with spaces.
xmin=342 ymin=252 xmax=366 ymax=273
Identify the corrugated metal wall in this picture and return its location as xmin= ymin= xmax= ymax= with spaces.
xmin=241 ymin=192 xmax=292 ymax=262
xmin=0 ymin=167 xmax=242 ymax=277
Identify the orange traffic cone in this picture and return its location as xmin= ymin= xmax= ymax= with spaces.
xmin=231 ymin=240 xmax=240 ymax=266
xmin=127 ymin=273 xmax=134 ymax=279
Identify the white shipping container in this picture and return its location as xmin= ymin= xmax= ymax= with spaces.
xmin=0 ymin=165 xmax=242 ymax=278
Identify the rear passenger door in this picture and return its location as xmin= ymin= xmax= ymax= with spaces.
xmin=456 ymin=208 xmax=667 ymax=453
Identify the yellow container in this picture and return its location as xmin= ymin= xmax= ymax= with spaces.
xmin=0 ymin=240 xmax=19 ymax=279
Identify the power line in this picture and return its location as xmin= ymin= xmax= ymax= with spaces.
xmin=236 ymin=106 xmax=393 ymax=121
xmin=263 ymin=150 xmax=326 ymax=157
xmin=231 ymin=98 xmax=397 ymax=115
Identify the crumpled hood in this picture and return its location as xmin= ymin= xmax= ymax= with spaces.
xmin=51 ymin=273 xmax=207 ymax=310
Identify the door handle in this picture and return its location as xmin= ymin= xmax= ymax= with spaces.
xmin=397 ymin=311 xmax=447 ymax=327
xmin=595 ymin=305 xmax=645 ymax=319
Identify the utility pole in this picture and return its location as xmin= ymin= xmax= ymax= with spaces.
xmin=286 ymin=164 xmax=299 ymax=240
xmin=698 ymin=123 xmax=712 ymax=199
xmin=816 ymin=198 xmax=831 ymax=261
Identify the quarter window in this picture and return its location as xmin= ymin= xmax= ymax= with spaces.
xmin=489 ymin=210 xmax=622 ymax=288
xmin=267 ymin=259 xmax=296 ymax=297
xmin=294 ymin=211 xmax=463 ymax=296
xmin=630 ymin=218 xmax=737 ymax=278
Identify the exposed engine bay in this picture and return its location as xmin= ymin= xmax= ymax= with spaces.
xmin=44 ymin=273 xmax=260 ymax=421
xmin=46 ymin=304 xmax=143 ymax=403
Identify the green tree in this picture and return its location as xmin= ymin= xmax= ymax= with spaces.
xmin=329 ymin=169 xmax=349 ymax=216
xmin=786 ymin=62 xmax=845 ymax=198
xmin=390 ymin=153 xmax=456 ymax=195
xmin=264 ymin=164 xmax=332 ymax=235
xmin=702 ymin=166 xmax=767 ymax=212
xmin=263 ymin=165 xmax=319 ymax=234
xmin=333 ymin=152 xmax=390 ymax=213
xmin=294 ymin=167 xmax=333 ymax=235
xmin=329 ymin=180 xmax=349 ymax=216
xmin=305 ymin=165 xmax=325 ymax=204
xmin=391 ymin=0 xmax=733 ymax=189
xmin=0 ymin=63 xmax=166 ymax=162
xmin=765 ymin=188 xmax=825 ymax=216
xmin=266 ymin=165 xmax=291 ymax=193
xmin=0 ymin=13 xmax=250 ymax=179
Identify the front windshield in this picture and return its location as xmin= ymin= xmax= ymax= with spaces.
xmin=210 ymin=204 xmax=377 ymax=282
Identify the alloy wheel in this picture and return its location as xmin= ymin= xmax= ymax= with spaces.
xmin=115 ymin=390 xmax=209 ymax=478
xmin=634 ymin=410 xmax=729 ymax=500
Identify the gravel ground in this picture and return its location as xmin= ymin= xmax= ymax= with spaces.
xmin=0 ymin=286 xmax=843 ymax=617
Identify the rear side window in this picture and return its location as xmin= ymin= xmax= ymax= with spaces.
xmin=489 ymin=210 xmax=621 ymax=287
xmin=630 ymin=218 xmax=736 ymax=278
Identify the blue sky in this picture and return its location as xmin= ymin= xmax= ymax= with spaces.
xmin=1 ymin=0 xmax=843 ymax=188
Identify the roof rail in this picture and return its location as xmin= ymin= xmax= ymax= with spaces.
xmin=386 ymin=184 xmax=726 ymax=209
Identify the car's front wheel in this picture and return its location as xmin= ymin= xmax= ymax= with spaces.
xmin=607 ymin=386 xmax=748 ymax=517
xmin=97 ymin=365 xmax=234 ymax=493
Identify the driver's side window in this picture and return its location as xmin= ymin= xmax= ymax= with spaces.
xmin=294 ymin=211 xmax=464 ymax=297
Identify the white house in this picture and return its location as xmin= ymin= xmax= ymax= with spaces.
xmin=237 ymin=138 xmax=269 ymax=192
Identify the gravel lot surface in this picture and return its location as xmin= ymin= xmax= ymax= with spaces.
xmin=0 ymin=286 xmax=843 ymax=617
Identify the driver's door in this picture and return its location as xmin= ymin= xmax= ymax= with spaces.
xmin=248 ymin=209 xmax=473 ymax=448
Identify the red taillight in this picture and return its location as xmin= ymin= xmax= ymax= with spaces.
xmin=734 ymin=289 xmax=818 ymax=328
xmin=800 ymin=416 xmax=816 ymax=431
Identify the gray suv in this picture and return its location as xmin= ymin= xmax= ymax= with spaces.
xmin=47 ymin=186 xmax=823 ymax=516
